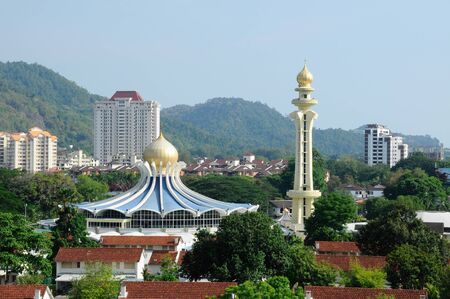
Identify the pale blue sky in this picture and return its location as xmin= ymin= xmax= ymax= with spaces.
xmin=1 ymin=1 xmax=449 ymax=145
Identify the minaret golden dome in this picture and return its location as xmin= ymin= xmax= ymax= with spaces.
xmin=143 ymin=132 xmax=179 ymax=166
xmin=297 ymin=63 xmax=314 ymax=88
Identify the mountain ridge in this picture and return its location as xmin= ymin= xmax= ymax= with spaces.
xmin=0 ymin=61 xmax=441 ymax=159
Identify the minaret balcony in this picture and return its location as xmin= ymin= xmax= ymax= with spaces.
xmin=287 ymin=189 xmax=321 ymax=199
xmin=291 ymin=98 xmax=318 ymax=111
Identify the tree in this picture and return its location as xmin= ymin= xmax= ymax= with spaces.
xmin=325 ymin=156 xmax=390 ymax=186
xmin=16 ymin=274 xmax=44 ymax=285
xmin=143 ymin=255 xmax=179 ymax=281
xmin=181 ymin=212 xmax=290 ymax=282
xmin=383 ymin=169 xmax=448 ymax=210
xmin=385 ymin=244 xmax=444 ymax=289
xmin=285 ymin=241 xmax=336 ymax=287
xmin=182 ymin=175 xmax=276 ymax=213
xmin=220 ymin=276 xmax=304 ymax=299
xmin=392 ymin=152 xmax=436 ymax=176
xmin=305 ymin=192 xmax=357 ymax=245
xmin=0 ymin=212 xmax=52 ymax=278
xmin=51 ymin=206 xmax=98 ymax=260
xmin=13 ymin=172 xmax=81 ymax=218
xmin=91 ymin=171 xmax=139 ymax=192
xmin=68 ymin=263 xmax=120 ymax=299
xmin=343 ymin=262 xmax=386 ymax=288
xmin=356 ymin=204 xmax=448 ymax=257
xmin=76 ymin=175 xmax=108 ymax=202
xmin=364 ymin=196 xmax=425 ymax=220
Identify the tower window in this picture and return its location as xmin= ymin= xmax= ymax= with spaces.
xmin=303 ymin=95 xmax=307 ymax=99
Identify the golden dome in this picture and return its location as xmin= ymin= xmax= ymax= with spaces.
xmin=143 ymin=133 xmax=178 ymax=166
xmin=297 ymin=63 xmax=314 ymax=88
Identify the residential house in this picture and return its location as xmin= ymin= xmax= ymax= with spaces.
xmin=315 ymin=255 xmax=386 ymax=271
xmin=304 ymin=286 xmax=427 ymax=299
xmin=0 ymin=284 xmax=54 ymax=299
xmin=117 ymin=281 xmax=236 ymax=299
xmin=54 ymin=247 xmax=148 ymax=292
xmin=314 ymin=241 xmax=360 ymax=256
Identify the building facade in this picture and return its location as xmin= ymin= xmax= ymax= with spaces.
xmin=57 ymin=149 xmax=99 ymax=170
xmin=94 ymin=91 xmax=160 ymax=164
xmin=287 ymin=64 xmax=321 ymax=233
xmin=0 ymin=127 xmax=57 ymax=173
xmin=364 ymin=124 xmax=409 ymax=167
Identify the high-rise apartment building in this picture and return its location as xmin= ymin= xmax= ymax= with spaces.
xmin=0 ymin=127 xmax=57 ymax=172
xmin=364 ymin=124 xmax=409 ymax=167
xmin=94 ymin=91 xmax=160 ymax=164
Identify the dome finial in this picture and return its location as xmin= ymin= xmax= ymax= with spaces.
xmin=143 ymin=131 xmax=178 ymax=166
xmin=297 ymin=61 xmax=314 ymax=88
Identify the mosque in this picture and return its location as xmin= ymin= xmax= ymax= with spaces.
xmin=77 ymin=63 xmax=320 ymax=235
xmin=77 ymin=133 xmax=259 ymax=233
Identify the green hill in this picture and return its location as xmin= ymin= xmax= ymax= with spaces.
xmin=0 ymin=61 xmax=441 ymax=159
xmin=0 ymin=61 xmax=105 ymax=152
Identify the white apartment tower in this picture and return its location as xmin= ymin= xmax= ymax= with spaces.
xmin=94 ymin=91 xmax=160 ymax=164
xmin=0 ymin=127 xmax=57 ymax=173
xmin=364 ymin=124 xmax=409 ymax=167
xmin=287 ymin=64 xmax=321 ymax=233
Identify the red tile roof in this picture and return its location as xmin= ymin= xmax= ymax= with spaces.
xmin=0 ymin=285 xmax=50 ymax=299
xmin=55 ymin=247 xmax=143 ymax=262
xmin=148 ymin=250 xmax=178 ymax=265
xmin=316 ymin=255 xmax=386 ymax=271
xmin=111 ymin=91 xmax=143 ymax=101
xmin=100 ymin=236 xmax=181 ymax=247
xmin=305 ymin=286 xmax=427 ymax=299
xmin=119 ymin=281 xmax=236 ymax=299
xmin=315 ymin=241 xmax=361 ymax=254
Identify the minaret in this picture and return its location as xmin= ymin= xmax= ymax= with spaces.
xmin=287 ymin=63 xmax=321 ymax=233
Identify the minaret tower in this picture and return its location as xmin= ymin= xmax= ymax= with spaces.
xmin=287 ymin=63 xmax=321 ymax=233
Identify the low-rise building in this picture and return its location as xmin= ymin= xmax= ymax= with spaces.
xmin=57 ymin=148 xmax=99 ymax=170
xmin=54 ymin=247 xmax=148 ymax=292
xmin=315 ymin=255 xmax=386 ymax=271
xmin=416 ymin=211 xmax=450 ymax=239
xmin=117 ymin=281 xmax=236 ymax=299
xmin=304 ymin=286 xmax=427 ymax=299
xmin=100 ymin=236 xmax=185 ymax=251
xmin=269 ymin=200 xmax=293 ymax=218
xmin=0 ymin=284 xmax=54 ymax=299
xmin=314 ymin=241 xmax=360 ymax=256
xmin=147 ymin=250 xmax=186 ymax=275
xmin=184 ymin=155 xmax=288 ymax=177
xmin=341 ymin=184 xmax=385 ymax=200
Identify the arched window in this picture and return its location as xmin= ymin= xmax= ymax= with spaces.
xmin=163 ymin=210 xmax=195 ymax=228
xmin=95 ymin=210 xmax=126 ymax=219
xmin=131 ymin=210 xmax=162 ymax=228
xmin=197 ymin=210 xmax=221 ymax=228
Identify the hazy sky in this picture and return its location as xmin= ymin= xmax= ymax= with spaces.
xmin=1 ymin=1 xmax=449 ymax=145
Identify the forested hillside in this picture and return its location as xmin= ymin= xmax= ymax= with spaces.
xmin=0 ymin=61 xmax=441 ymax=159
xmin=0 ymin=61 xmax=105 ymax=151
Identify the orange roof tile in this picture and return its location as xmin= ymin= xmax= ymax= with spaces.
xmin=101 ymin=236 xmax=181 ymax=247
xmin=315 ymin=241 xmax=360 ymax=254
xmin=0 ymin=285 xmax=50 ymax=299
xmin=119 ymin=281 xmax=236 ymax=299
xmin=305 ymin=286 xmax=427 ymax=299
xmin=148 ymin=251 xmax=178 ymax=265
xmin=55 ymin=247 xmax=143 ymax=262
xmin=316 ymin=255 xmax=386 ymax=271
